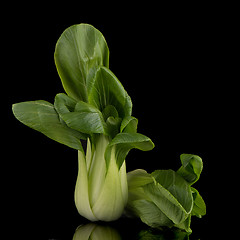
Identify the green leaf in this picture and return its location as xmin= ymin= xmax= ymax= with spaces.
xmin=127 ymin=171 xmax=174 ymax=229
xmin=54 ymin=93 xmax=77 ymax=117
xmin=126 ymin=155 xmax=205 ymax=231
xmin=61 ymin=101 xmax=107 ymax=134
xmin=129 ymin=199 xmax=174 ymax=229
xmin=12 ymin=101 xmax=84 ymax=151
xmin=191 ymin=187 xmax=206 ymax=218
xmin=144 ymin=170 xmax=193 ymax=224
xmin=120 ymin=116 xmax=138 ymax=133
xmin=126 ymin=169 xmax=194 ymax=231
xmin=174 ymin=215 xmax=192 ymax=233
xmin=127 ymin=169 xmax=154 ymax=189
xmin=54 ymin=24 xmax=109 ymax=102
xmin=88 ymin=66 xmax=132 ymax=118
xmin=105 ymin=116 xmax=122 ymax=139
xmin=177 ymin=154 xmax=203 ymax=185
xmin=105 ymin=133 xmax=154 ymax=170
xmin=102 ymin=105 xmax=119 ymax=121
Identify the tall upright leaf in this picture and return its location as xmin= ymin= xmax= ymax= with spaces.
xmin=54 ymin=24 xmax=109 ymax=102
xmin=88 ymin=67 xmax=132 ymax=118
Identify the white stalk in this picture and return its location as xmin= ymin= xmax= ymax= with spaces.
xmin=74 ymin=135 xmax=128 ymax=221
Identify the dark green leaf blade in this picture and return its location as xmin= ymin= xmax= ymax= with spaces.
xmin=102 ymin=105 xmax=119 ymax=121
xmin=126 ymin=169 xmax=193 ymax=231
xmin=12 ymin=101 xmax=84 ymax=151
xmin=191 ymin=187 xmax=206 ymax=218
xmin=88 ymin=67 xmax=132 ymax=118
xmin=61 ymin=101 xmax=107 ymax=134
xmin=54 ymin=24 xmax=109 ymax=102
xmin=120 ymin=116 xmax=138 ymax=133
xmin=177 ymin=154 xmax=203 ymax=185
xmin=105 ymin=116 xmax=122 ymax=139
xmin=151 ymin=170 xmax=193 ymax=214
xmin=128 ymin=199 xmax=174 ymax=229
xmin=105 ymin=133 xmax=154 ymax=170
xmin=126 ymin=170 xmax=173 ymax=229
xmin=143 ymin=170 xmax=193 ymax=224
xmin=54 ymin=93 xmax=77 ymax=116
xmin=174 ymin=215 xmax=192 ymax=233
xmin=152 ymin=170 xmax=193 ymax=214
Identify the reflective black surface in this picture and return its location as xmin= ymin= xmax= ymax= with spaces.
xmin=5 ymin=9 xmax=222 ymax=240
xmin=72 ymin=222 xmax=191 ymax=240
xmin=7 ymin=212 xmax=208 ymax=239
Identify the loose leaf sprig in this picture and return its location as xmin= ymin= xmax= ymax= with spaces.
xmin=126 ymin=154 xmax=206 ymax=233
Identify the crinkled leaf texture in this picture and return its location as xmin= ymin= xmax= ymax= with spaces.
xmin=126 ymin=154 xmax=206 ymax=233
xmin=147 ymin=170 xmax=193 ymax=224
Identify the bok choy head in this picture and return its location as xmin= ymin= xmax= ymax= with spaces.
xmin=12 ymin=24 xmax=154 ymax=221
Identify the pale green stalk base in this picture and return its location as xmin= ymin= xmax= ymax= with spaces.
xmin=74 ymin=135 xmax=128 ymax=221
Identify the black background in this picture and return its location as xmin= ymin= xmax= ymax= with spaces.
xmin=4 ymin=4 xmax=234 ymax=239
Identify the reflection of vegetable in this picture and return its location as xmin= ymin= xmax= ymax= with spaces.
xmin=73 ymin=223 xmax=121 ymax=240
xmin=138 ymin=227 xmax=190 ymax=240
xmin=12 ymin=24 xmax=154 ymax=221
xmin=126 ymin=154 xmax=206 ymax=233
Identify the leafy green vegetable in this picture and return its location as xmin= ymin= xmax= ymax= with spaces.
xmin=12 ymin=23 xmax=205 ymax=230
xmin=12 ymin=23 xmax=154 ymax=222
xmin=126 ymin=154 xmax=206 ymax=233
